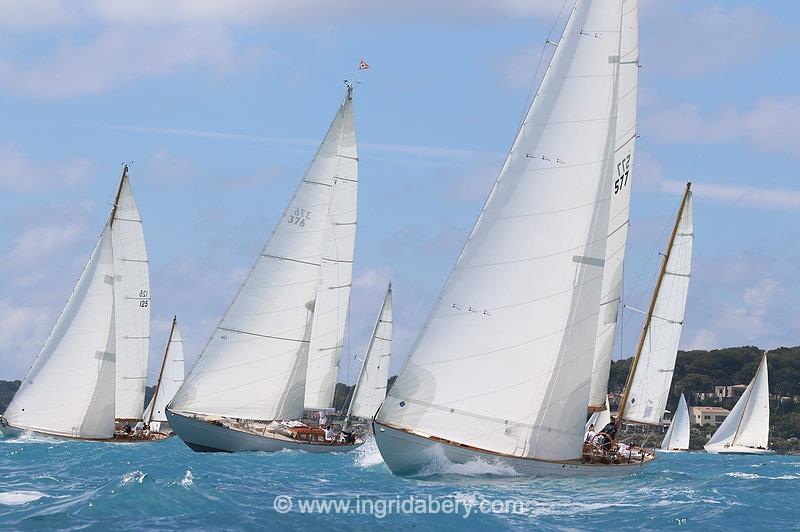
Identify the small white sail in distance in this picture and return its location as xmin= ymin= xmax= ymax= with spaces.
xmin=661 ymin=393 xmax=690 ymax=450
xmin=376 ymin=0 xmax=626 ymax=462
xmin=346 ymin=283 xmax=392 ymax=424
xmin=111 ymin=166 xmax=151 ymax=421
xmin=622 ymin=185 xmax=693 ymax=425
xmin=705 ymin=353 xmax=771 ymax=452
xmin=170 ymin=87 xmax=356 ymax=422
xmin=143 ymin=317 xmax=185 ymax=427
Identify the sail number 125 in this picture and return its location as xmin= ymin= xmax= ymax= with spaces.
xmin=614 ymin=153 xmax=631 ymax=194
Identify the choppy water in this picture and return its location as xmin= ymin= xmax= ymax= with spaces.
xmin=1 ymin=433 xmax=799 ymax=530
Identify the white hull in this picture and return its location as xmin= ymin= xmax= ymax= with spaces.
xmin=167 ymin=409 xmax=362 ymax=454
xmin=704 ymin=444 xmax=775 ymax=455
xmin=373 ymin=420 xmax=653 ymax=477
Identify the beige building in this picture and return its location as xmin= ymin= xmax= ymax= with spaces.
xmin=690 ymin=406 xmax=730 ymax=427
xmin=714 ymin=384 xmax=747 ymax=400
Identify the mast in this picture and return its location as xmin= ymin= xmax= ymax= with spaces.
xmin=617 ymin=181 xmax=692 ymax=431
xmin=343 ymin=282 xmax=390 ymax=431
xmin=109 ymin=164 xmax=128 ymax=228
xmin=147 ymin=316 xmax=177 ymax=425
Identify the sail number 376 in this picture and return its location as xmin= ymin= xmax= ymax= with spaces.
xmin=288 ymin=208 xmax=311 ymax=227
xmin=614 ymin=153 xmax=631 ymax=194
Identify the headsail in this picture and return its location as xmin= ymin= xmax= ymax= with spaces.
xmin=110 ymin=166 xmax=151 ymax=420
xmin=346 ymin=283 xmax=392 ymax=423
xmin=622 ymin=185 xmax=693 ymax=425
xmin=706 ymin=353 xmax=770 ymax=450
xmin=588 ymin=0 xmax=639 ymax=410
xmin=170 ymin=88 xmax=355 ymax=421
xmin=143 ymin=317 xmax=185 ymax=424
xmin=376 ymin=0 xmax=625 ymax=461
xmin=304 ymin=97 xmax=358 ymax=410
xmin=3 ymin=228 xmax=117 ymax=439
xmin=661 ymin=393 xmax=690 ymax=450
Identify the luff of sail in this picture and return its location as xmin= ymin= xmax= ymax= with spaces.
xmin=169 ymin=88 xmax=354 ymax=422
xmin=706 ymin=353 xmax=770 ymax=451
xmin=588 ymin=0 xmax=639 ymax=410
xmin=110 ymin=166 xmax=151 ymax=420
xmin=3 ymin=228 xmax=117 ymax=439
xmin=661 ymin=393 xmax=690 ymax=450
xmin=143 ymin=317 xmax=185 ymax=425
xmin=376 ymin=0 xmax=624 ymax=462
xmin=304 ymin=94 xmax=358 ymax=410
xmin=622 ymin=184 xmax=693 ymax=425
xmin=347 ymin=283 xmax=392 ymax=422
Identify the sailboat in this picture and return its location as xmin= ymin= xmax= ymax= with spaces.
xmin=0 ymin=166 xmax=150 ymax=441
xmin=343 ymin=283 xmax=393 ymax=432
xmin=373 ymin=0 xmax=654 ymax=477
xmin=660 ymin=393 xmax=690 ymax=451
xmin=705 ymin=352 xmax=774 ymax=455
xmin=167 ymin=85 xmax=363 ymax=453
xmin=141 ymin=317 xmax=185 ymax=436
xmin=616 ymin=182 xmax=694 ymax=435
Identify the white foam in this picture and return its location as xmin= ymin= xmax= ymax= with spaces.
xmin=181 ymin=470 xmax=194 ymax=487
xmin=121 ymin=470 xmax=148 ymax=485
xmin=0 ymin=490 xmax=47 ymax=506
xmin=354 ymin=437 xmax=384 ymax=468
xmin=416 ymin=445 xmax=521 ymax=477
xmin=726 ymin=472 xmax=800 ymax=480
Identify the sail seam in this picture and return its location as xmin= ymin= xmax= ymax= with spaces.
xmin=218 ymin=327 xmax=310 ymax=343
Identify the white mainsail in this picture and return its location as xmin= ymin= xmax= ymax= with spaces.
xmin=3 ymin=228 xmax=117 ymax=439
xmin=623 ymin=192 xmax=693 ymax=424
xmin=143 ymin=318 xmax=185 ymax=425
xmin=110 ymin=167 xmax=151 ymax=420
xmin=661 ymin=393 xmax=690 ymax=450
xmin=705 ymin=353 xmax=770 ymax=451
xmin=376 ymin=0 xmax=625 ymax=461
xmin=170 ymin=88 xmax=355 ymax=421
xmin=588 ymin=0 xmax=639 ymax=409
xmin=303 ymin=99 xmax=358 ymax=410
xmin=347 ymin=283 xmax=392 ymax=422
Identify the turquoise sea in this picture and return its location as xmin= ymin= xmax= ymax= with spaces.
xmin=1 ymin=433 xmax=799 ymax=530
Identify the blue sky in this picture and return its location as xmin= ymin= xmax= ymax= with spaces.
xmin=1 ymin=0 xmax=800 ymax=383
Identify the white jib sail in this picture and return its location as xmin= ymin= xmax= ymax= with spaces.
xmin=3 ymin=228 xmax=117 ymax=439
xmin=624 ymin=193 xmax=693 ymax=424
xmin=376 ymin=0 xmax=625 ymax=461
xmin=707 ymin=354 xmax=770 ymax=449
xmin=143 ymin=320 xmax=185 ymax=424
xmin=170 ymin=89 xmax=353 ymax=421
xmin=588 ymin=0 xmax=639 ymax=409
xmin=348 ymin=283 xmax=392 ymax=421
xmin=111 ymin=168 xmax=151 ymax=420
xmin=661 ymin=393 xmax=690 ymax=450
xmin=303 ymin=97 xmax=358 ymax=410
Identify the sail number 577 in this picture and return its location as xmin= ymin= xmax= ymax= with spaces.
xmin=614 ymin=153 xmax=631 ymax=194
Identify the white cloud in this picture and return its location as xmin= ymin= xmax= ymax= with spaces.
xmin=0 ymin=27 xmax=263 ymax=98
xmin=0 ymin=298 xmax=54 ymax=378
xmin=643 ymin=96 xmax=800 ymax=158
xmin=661 ymin=179 xmax=800 ymax=210
xmin=0 ymin=143 xmax=93 ymax=192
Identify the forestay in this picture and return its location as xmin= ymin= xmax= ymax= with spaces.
xmin=348 ymin=284 xmax=392 ymax=421
xmin=170 ymin=89 xmax=353 ymax=421
xmin=377 ymin=0 xmax=625 ymax=461
xmin=623 ymin=193 xmax=693 ymax=424
xmin=304 ymin=97 xmax=358 ymax=410
xmin=588 ymin=0 xmax=639 ymax=409
xmin=661 ymin=393 xmax=690 ymax=450
xmin=143 ymin=321 xmax=186 ymax=424
xmin=111 ymin=168 xmax=151 ymax=420
xmin=3 ymin=229 xmax=117 ymax=439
